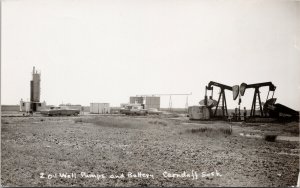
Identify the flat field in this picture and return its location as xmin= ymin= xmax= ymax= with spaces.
xmin=1 ymin=114 xmax=299 ymax=187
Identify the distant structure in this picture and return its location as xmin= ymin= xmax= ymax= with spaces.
xmin=133 ymin=93 xmax=192 ymax=111
xmin=30 ymin=66 xmax=41 ymax=111
xmin=59 ymin=103 xmax=82 ymax=111
xmin=130 ymin=96 xmax=160 ymax=110
xmin=31 ymin=67 xmax=40 ymax=103
xmin=90 ymin=103 xmax=110 ymax=114
xmin=20 ymin=66 xmax=46 ymax=112
xmin=20 ymin=99 xmax=31 ymax=112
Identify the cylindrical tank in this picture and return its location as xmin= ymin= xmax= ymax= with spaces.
xmin=188 ymin=106 xmax=211 ymax=120
xmin=30 ymin=67 xmax=41 ymax=103
xmin=32 ymin=73 xmax=40 ymax=102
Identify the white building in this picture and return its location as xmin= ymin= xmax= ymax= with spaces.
xmin=20 ymin=99 xmax=46 ymax=112
xmin=90 ymin=103 xmax=110 ymax=114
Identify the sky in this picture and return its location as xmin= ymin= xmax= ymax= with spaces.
xmin=1 ymin=0 xmax=300 ymax=110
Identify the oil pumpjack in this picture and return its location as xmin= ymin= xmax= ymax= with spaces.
xmin=189 ymin=81 xmax=299 ymax=122
xmin=240 ymin=82 xmax=299 ymax=121
xmin=203 ymin=81 xmax=239 ymax=118
xmin=188 ymin=81 xmax=239 ymax=120
xmin=240 ymin=82 xmax=276 ymax=117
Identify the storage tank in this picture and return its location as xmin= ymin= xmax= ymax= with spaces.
xmin=188 ymin=106 xmax=211 ymax=120
xmin=90 ymin=103 xmax=110 ymax=114
xmin=30 ymin=66 xmax=40 ymax=103
xmin=30 ymin=66 xmax=41 ymax=112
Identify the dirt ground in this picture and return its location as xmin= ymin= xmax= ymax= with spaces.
xmin=1 ymin=114 xmax=299 ymax=187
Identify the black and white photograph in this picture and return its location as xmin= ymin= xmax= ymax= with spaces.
xmin=1 ymin=0 xmax=300 ymax=187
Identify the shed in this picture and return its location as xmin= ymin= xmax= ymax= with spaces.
xmin=145 ymin=96 xmax=160 ymax=109
xmin=90 ymin=103 xmax=110 ymax=114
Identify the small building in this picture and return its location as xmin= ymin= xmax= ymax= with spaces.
xmin=90 ymin=103 xmax=110 ymax=114
xmin=144 ymin=96 xmax=160 ymax=109
xmin=20 ymin=99 xmax=46 ymax=112
xmin=20 ymin=101 xmax=31 ymax=112
xmin=1 ymin=105 xmax=20 ymax=112
xmin=129 ymin=96 xmax=160 ymax=109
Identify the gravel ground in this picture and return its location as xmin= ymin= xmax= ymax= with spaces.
xmin=1 ymin=115 xmax=299 ymax=187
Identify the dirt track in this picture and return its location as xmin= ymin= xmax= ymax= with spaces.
xmin=1 ymin=115 xmax=299 ymax=187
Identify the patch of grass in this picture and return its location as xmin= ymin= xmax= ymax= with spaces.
xmin=283 ymin=122 xmax=300 ymax=136
xmin=148 ymin=120 xmax=168 ymax=126
xmin=76 ymin=117 xmax=152 ymax=129
xmin=187 ymin=126 xmax=232 ymax=137
xmin=255 ymin=122 xmax=299 ymax=136
xmin=1 ymin=120 xmax=9 ymax=124
xmin=264 ymin=135 xmax=277 ymax=142
xmin=74 ymin=118 xmax=83 ymax=123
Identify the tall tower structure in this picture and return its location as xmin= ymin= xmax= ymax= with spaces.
xmin=30 ymin=66 xmax=41 ymax=111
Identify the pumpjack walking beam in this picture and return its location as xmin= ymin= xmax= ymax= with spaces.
xmin=240 ymin=82 xmax=276 ymax=117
